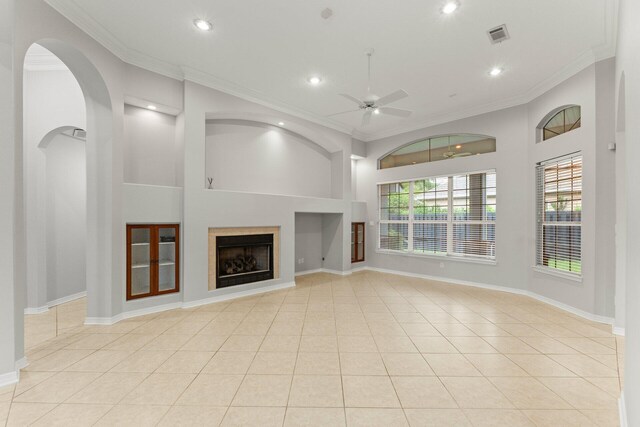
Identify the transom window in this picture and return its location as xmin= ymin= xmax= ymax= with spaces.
xmin=379 ymin=171 xmax=496 ymax=260
xmin=379 ymin=134 xmax=496 ymax=170
xmin=541 ymin=105 xmax=581 ymax=141
xmin=536 ymin=154 xmax=582 ymax=275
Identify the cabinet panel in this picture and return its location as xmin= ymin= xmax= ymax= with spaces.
xmin=127 ymin=224 xmax=179 ymax=300
xmin=351 ymin=222 xmax=365 ymax=263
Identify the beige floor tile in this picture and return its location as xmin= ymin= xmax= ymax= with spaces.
xmin=338 ymin=335 xmax=378 ymax=352
xmin=123 ymin=373 xmax=195 ymax=405
xmin=110 ymin=350 xmax=175 ymax=373
xmin=94 ymin=404 xmax=171 ymax=426
xmin=557 ymin=337 xmax=617 ymax=355
xmin=464 ymin=354 xmax=528 ymax=377
xmin=221 ymin=406 xmax=286 ymax=426
xmin=585 ymin=377 xmax=621 ymax=398
xmin=391 ymin=376 xmax=457 ymax=409
xmin=299 ymin=335 xmax=339 ymax=352
xmin=24 ymin=349 xmax=95 ymax=372
xmin=180 ymin=334 xmax=228 ymax=352
xmin=440 ymin=377 xmax=513 ymax=409
xmin=65 ymin=334 xmax=124 ymax=350
xmin=423 ymin=354 xmax=481 ymax=376
xmin=67 ymin=372 xmax=148 ymax=404
xmin=6 ymin=402 xmax=57 ymax=426
xmin=232 ymin=375 xmax=292 ymax=406
xmin=404 ymin=409 xmax=471 ymax=426
xmin=31 ymin=403 xmax=112 ymax=426
xmin=580 ymin=409 xmax=620 ymax=427
xmin=259 ymin=335 xmax=301 ymax=352
xmin=463 ymin=409 xmax=534 ymax=426
xmin=506 ymin=354 xmax=577 ymax=377
xmin=176 ymin=374 xmax=244 ymax=406
xmin=155 ymin=351 xmax=214 ymax=373
xmin=519 ymin=337 xmax=579 ymax=354
xmin=249 ymin=351 xmax=297 ymax=374
xmin=302 ymin=320 xmax=337 ymax=336
xmin=343 ymin=376 xmax=400 ymax=408
xmin=434 ymin=324 xmax=476 ymax=337
xmin=482 ymin=337 xmax=539 ymax=354
xmin=345 ymin=408 xmax=408 ymax=426
xmin=382 ymin=353 xmax=434 ymax=376
xmin=401 ymin=323 xmax=441 ymax=337
xmin=219 ymin=335 xmax=264 ymax=352
xmin=538 ymin=378 xmax=618 ymax=409
xmin=522 ymin=409 xmax=596 ymax=426
xmin=13 ymin=371 xmax=55 ymax=396
xmin=142 ymin=334 xmax=193 ymax=351
xmin=157 ymin=405 xmax=227 ymax=426
xmin=549 ymin=354 xmax=619 ymax=377
xmin=488 ymin=377 xmax=572 ymax=409
xmin=64 ymin=350 xmax=132 ymax=372
xmin=13 ymin=372 xmax=101 ymax=403
xmin=103 ymin=334 xmax=156 ymax=351
xmin=373 ymin=336 xmax=418 ymax=353
xmin=288 ymin=375 xmax=344 ymax=407
xmin=447 ymin=337 xmax=498 ymax=353
xmin=296 ymin=352 xmax=341 ymax=375
xmin=411 ymin=337 xmax=459 ymax=354
xmin=201 ymin=351 xmax=256 ymax=374
xmin=340 ymin=353 xmax=387 ymax=375
xmin=284 ymin=407 xmax=345 ymax=426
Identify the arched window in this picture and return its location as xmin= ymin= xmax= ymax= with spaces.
xmin=378 ymin=134 xmax=496 ymax=170
xmin=541 ymin=105 xmax=581 ymax=141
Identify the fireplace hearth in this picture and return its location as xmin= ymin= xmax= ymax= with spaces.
xmin=216 ymin=233 xmax=274 ymax=288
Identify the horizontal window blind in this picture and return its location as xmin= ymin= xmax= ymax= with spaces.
xmin=536 ymin=153 xmax=582 ymax=275
xmin=379 ymin=171 xmax=496 ymax=260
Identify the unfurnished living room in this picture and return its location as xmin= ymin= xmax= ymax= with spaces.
xmin=0 ymin=0 xmax=638 ymax=426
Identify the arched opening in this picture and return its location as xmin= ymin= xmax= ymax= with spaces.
xmin=536 ymin=105 xmax=582 ymax=142
xmin=21 ymin=40 xmax=114 ymax=348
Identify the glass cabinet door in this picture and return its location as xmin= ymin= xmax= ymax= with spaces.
xmin=129 ymin=226 xmax=152 ymax=297
xmin=351 ymin=222 xmax=365 ymax=263
xmin=157 ymin=226 xmax=178 ymax=293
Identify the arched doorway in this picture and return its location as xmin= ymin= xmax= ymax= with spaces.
xmin=21 ymin=39 xmax=114 ymax=349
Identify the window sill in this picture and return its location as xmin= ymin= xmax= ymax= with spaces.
xmin=376 ymin=249 xmax=497 ymax=266
xmin=531 ymin=266 xmax=583 ymax=283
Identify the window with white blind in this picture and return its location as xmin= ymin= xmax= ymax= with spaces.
xmin=536 ymin=154 xmax=582 ymax=275
xmin=379 ymin=171 xmax=496 ymax=260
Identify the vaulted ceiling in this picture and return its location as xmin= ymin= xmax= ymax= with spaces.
xmin=46 ymin=0 xmax=617 ymax=140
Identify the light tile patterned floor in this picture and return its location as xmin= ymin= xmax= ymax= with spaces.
xmin=1 ymin=271 xmax=624 ymax=426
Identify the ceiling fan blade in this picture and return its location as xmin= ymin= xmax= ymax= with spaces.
xmin=339 ymin=93 xmax=364 ymax=106
xmin=379 ymin=107 xmax=412 ymax=118
xmin=361 ymin=110 xmax=373 ymax=126
xmin=376 ymin=89 xmax=409 ymax=106
xmin=326 ymin=109 xmax=361 ymax=117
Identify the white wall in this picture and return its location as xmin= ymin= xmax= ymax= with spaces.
xmin=616 ymin=0 xmax=640 ymax=423
xmin=44 ymin=132 xmax=86 ymax=302
xmin=205 ymin=120 xmax=333 ymax=198
xmin=23 ymin=57 xmax=86 ymax=309
xmin=294 ymin=213 xmax=323 ymax=273
xmin=124 ymin=105 xmax=180 ymax=187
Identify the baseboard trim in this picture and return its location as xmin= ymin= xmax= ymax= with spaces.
xmin=24 ymin=291 xmax=87 ymax=315
xmin=619 ymin=391 xmax=627 ymax=427
xmin=183 ymin=281 xmax=296 ymax=309
xmin=361 ymin=266 xmax=615 ymax=326
xmin=613 ymin=326 xmax=625 ymax=336
xmin=0 ymin=370 xmax=19 ymax=388
xmin=295 ymin=269 xmax=323 ymax=277
xmin=85 ymin=301 xmax=183 ymax=326
xmin=15 ymin=357 xmax=29 ymax=371
xmin=319 ymin=268 xmax=352 ymax=276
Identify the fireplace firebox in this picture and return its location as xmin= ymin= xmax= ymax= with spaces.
xmin=216 ymin=234 xmax=274 ymax=288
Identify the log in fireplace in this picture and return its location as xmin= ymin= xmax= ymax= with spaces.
xmin=216 ymin=234 xmax=274 ymax=288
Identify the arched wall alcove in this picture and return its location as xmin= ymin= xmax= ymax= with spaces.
xmin=22 ymin=39 xmax=115 ymax=322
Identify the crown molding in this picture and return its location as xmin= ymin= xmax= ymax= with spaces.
xmin=45 ymin=0 xmax=618 ymax=144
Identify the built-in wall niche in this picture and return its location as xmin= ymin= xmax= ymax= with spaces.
xmin=205 ymin=119 xmax=337 ymax=198
xmin=123 ymin=104 xmax=182 ymax=187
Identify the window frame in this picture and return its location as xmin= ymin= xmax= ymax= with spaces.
xmin=535 ymin=152 xmax=583 ymax=278
xmin=538 ymin=105 xmax=582 ymax=142
xmin=378 ymin=169 xmax=497 ymax=262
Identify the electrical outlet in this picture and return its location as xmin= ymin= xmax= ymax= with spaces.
xmin=439 ymin=262 xmax=444 ymax=269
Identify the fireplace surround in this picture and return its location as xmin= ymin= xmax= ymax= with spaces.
xmin=208 ymin=226 xmax=280 ymax=290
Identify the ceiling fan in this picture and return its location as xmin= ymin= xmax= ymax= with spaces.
xmin=327 ymin=49 xmax=413 ymax=126
xmin=442 ymin=136 xmax=472 ymax=159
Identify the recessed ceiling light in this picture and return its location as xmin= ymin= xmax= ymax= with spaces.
xmin=307 ymin=76 xmax=322 ymax=86
xmin=278 ymin=122 xmax=285 ymax=126
xmin=193 ymin=19 xmax=213 ymax=31
xmin=455 ymin=145 xmax=462 ymax=149
xmin=442 ymin=1 xmax=459 ymax=14
xmin=147 ymin=105 xmax=157 ymax=110
xmin=489 ymin=67 xmax=503 ymax=77
xmin=373 ymin=109 xmax=380 ymax=115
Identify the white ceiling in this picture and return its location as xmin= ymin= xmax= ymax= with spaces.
xmin=45 ymin=0 xmax=617 ymax=141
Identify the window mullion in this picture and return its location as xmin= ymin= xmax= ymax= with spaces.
xmin=408 ymin=181 xmax=414 ymax=253
xmin=447 ymin=176 xmax=453 ymax=255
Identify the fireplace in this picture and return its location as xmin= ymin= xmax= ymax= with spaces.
xmin=216 ymin=233 xmax=274 ymax=288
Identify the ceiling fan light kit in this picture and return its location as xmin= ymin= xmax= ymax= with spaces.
xmin=327 ymin=49 xmax=413 ymax=126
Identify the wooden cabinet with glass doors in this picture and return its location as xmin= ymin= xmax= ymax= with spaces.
xmin=126 ymin=224 xmax=180 ymax=300
xmin=351 ymin=222 xmax=365 ymax=263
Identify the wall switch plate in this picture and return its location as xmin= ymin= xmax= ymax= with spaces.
xmin=298 ymin=258 xmax=304 ymax=264
xmin=439 ymin=262 xmax=444 ymax=268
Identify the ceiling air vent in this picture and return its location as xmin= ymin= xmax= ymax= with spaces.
xmin=73 ymin=128 xmax=87 ymax=139
xmin=487 ymin=24 xmax=510 ymax=44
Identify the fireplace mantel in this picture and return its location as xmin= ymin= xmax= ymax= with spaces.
xmin=208 ymin=226 xmax=280 ymax=291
